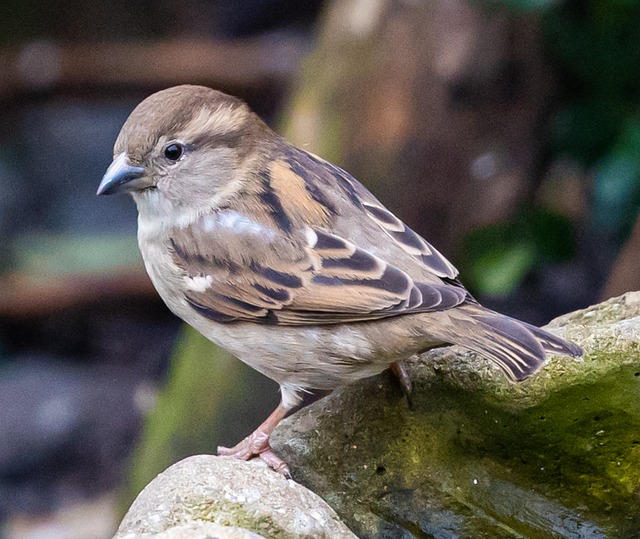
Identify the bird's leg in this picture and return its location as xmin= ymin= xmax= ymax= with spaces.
xmin=390 ymin=360 xmax=413 ymax=406
xmin=218 ymin=403 xmax=291 ymax=477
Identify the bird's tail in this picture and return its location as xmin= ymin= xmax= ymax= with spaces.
xmin=444 ymin=304 xmax=582 ymax=382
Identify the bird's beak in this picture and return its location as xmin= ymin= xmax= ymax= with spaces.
xmin=97 ymin=153 xmax=148 ymax=195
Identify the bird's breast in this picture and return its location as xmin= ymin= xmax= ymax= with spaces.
xmin=137 ymin=216 xmax=191 ymax=316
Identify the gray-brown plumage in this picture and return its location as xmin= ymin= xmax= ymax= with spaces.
xmin=98 ymin=85 xmax=581 ymax=475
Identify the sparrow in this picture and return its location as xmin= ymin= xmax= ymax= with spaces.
xmin=97 ymin=85 xmax=581 ymax=476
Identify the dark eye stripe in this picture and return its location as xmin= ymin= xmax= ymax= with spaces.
xmin=191 ymin=129 xmax=246 ymax=151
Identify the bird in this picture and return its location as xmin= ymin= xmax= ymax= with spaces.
xmin=97 ymin=85 xmax=581 ymax=476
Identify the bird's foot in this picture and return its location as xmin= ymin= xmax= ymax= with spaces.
xmin=218 ymin=433 xmax=291 ymax=477
xmin=391 ymin=360 xmax=414 ymax=408
xmin=217 ymin=403 xmax=291 ymax=477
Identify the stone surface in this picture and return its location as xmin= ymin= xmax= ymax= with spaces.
xmin=117 ymin=522 xmax=265 ymax=539
xmin=271 ymin=292 xmax=640 ymax=538
xmin=115 ymin=455 xmax=356 ymax=539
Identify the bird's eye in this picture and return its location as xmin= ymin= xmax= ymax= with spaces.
xmin=163 ymin=142 xmax=184 ymax=161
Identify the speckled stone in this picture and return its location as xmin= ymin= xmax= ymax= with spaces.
xmin=115 ymin=455 xmax=356 ymax=539
xmin=117 ymin=522 xmax=264 ymax=539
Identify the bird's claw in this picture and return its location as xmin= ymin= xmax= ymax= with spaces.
xmin=391 ymin=360 xmax=414 ymax=408
xmin=218 ymin=436 xmax=291 ymax=478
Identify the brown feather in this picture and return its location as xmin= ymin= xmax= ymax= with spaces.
xmin=170 ymin=208 xmax=468 ymax=325
xmin=268 ymin=160 xmax=332 ymax=227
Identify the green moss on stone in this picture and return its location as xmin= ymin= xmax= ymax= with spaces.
xmin=183 ymin=497 xmax=290 ymax=539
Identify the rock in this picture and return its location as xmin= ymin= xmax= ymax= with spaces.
xmin=271 ymin=292 xmax=640 ymax=538
xmin=117 ymin=522 xmax=264 ymax=539
xmin=115 ymin=455 xmax=356 ymax=539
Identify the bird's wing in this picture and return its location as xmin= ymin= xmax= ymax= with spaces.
xmin=170 ymin=217 xmax=468 ymax=326
xmin=283 ymin=147 xmax=460 ymax=280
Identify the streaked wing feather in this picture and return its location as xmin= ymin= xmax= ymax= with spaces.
xmin=361 ymin=202 xmax=458 ymax=279
xmin=290 ymin=148 xmax=458 ymax=279
xmin=175 ymin=227 xmax=467 ymax=325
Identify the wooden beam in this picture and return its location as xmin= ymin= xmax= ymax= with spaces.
xmin=0 ymin=35 xmax=308 ymax=100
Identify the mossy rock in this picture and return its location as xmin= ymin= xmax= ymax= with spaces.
xmin=115 ymin=455 xmax=356 ymax=539
xmin=271 ymin=292 xmax=640 ymax=538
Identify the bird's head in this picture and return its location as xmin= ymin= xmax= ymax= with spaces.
xmin=97 ymin=85 xmax=270 ymax=212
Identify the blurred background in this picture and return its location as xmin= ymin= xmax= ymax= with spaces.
xmin=0 ymin=0 xmax=638 ymax=537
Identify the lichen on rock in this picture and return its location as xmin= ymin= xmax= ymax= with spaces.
xmin=114 ymin=455 xmax=356 ymax=539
